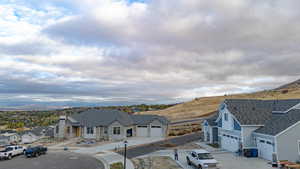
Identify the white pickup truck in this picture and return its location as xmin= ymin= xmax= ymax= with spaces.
xmin=186 ymin=149 xmax=219 ymax=169
xmin=0 ymin=145 xmax=26 ymax=160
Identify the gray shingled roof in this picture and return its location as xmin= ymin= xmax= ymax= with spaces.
xmin=71 ymin=109 xmax=134 ymax=127
xmin=224 ymin=99 xmax=300 ymax=125
xmin=205 ymin=112 xmax=219 ymax=126
xmin=131 ymin=114 xmax=169 ymax=125
xmin=255 ymin=109 xmax=300 ymax=136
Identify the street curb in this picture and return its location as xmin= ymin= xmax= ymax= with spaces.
xmin=94 ymin=155 xmax=110 ymax=169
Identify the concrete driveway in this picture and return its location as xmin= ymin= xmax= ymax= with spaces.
xmin=139 ymin=150 xmax=273 ymax=169
xmin=0 ymin=151 xmax=104 ymax=169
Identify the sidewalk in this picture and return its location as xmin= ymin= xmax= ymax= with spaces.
xmin=73 ymin=137 xmax=163 ymax=154
xmin=95 ymin=151 xmax=135 ymax=169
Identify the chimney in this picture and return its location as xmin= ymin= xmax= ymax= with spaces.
xmin=58 ymin=116 xmax=66 ymax=138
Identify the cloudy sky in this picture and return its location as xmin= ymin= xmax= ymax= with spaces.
xmin=0 ymin=0 xmax=299 ymax=108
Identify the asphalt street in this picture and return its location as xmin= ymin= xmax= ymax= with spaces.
xmin=0 ymin=151 xmax=104 ymax=169
xmin=118 ymin=132 xmax=202 ymax=159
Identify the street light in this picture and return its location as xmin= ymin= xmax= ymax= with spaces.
xmin=124 ymin=140 xmax=128 ymax=169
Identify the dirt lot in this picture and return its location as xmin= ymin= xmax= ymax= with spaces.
xmin=132 ymin=156 xmax=182 ymax=169
xmin=168 ymin=122 xmax=202 ymax=136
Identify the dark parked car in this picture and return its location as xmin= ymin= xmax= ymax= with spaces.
xmin=25 ymin=146 xmax=47 ymax=158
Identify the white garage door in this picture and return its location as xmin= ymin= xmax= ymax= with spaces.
xmin=137 ymin=126 xmax=148 ymax=137
xmin=221 ymin=134 xmax=240 ymax=152
xmin=150 ymin=126 xmax=163 ymax=137
xmin=257 ymin=139 xmax=274 ymax=161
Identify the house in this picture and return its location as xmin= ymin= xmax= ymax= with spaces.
xmin=20 ymin=126 xmax=55 ymax=144
xmin=202 ymin=112 xmax=219 ymax=144
xmin=0 ymin=132 xmax=21 ymax=144
xmin=203 ymin=99 xmax=300 ymax=162
xmin=54 ymin=109 xmax=169 ymax=141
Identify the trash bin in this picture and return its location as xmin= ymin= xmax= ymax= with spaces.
xmin=251 ymin=149 xmax=258 ymax=157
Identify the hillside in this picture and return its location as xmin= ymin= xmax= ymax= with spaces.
xmin=137 ymin=79 xmax=300 ymax=121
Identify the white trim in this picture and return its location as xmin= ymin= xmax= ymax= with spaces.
xmin=253 ymin=132 xmax=275 ymax=139
xmin=241 ymin=125 xmax=264 ymax=127
xmin=215 ymin=102 xmax=226 ymax=122
xmin=284 ymin=102 xmax=300 ymax=113
xmin=275 ymin=121 xmax=300 ymax=138
xmin=298 ymin=140 xmax=300 ymax=155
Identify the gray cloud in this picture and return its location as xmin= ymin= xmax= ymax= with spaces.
xmin=0 ymin=0 xmax=300 ymax=107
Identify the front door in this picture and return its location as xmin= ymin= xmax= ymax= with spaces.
xmin=76 ymin=127 xmax=81 ymax=137
xmin=127 ymin=128 xmax=133 ymax=137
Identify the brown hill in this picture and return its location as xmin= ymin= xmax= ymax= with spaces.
xmin=137 ymin=79 xmax=300 ymax=121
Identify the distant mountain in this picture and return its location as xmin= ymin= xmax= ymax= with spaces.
xmin=0 ymin=105 xmax=69 ymax=111
xmin=138 ymin=78 xmax=300 ymax=121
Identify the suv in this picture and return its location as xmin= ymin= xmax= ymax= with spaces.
xmin=0 ymin=145 xmax=26 ymax=160
xmin=25 ymin=146 xmax=47 ymax=158
xmin=186 ymin=149 xmax=219 ymax=169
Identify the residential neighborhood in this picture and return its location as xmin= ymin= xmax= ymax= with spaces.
xmin=3 ymin=99 xmax=300 ymax=169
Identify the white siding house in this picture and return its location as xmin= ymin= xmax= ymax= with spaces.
xmin=205 ymin=99 xmax=300 ymax=163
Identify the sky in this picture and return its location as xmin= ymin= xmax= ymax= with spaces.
xmin=0 ymin=0 xmax=300 ymax=108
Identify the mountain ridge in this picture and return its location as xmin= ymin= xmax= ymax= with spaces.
xmin=137 ymin=79 xmax=300 ymax=121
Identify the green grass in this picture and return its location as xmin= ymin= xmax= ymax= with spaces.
xmin=110 ymin=162 xmax=123 ymax=169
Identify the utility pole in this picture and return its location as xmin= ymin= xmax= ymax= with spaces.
xmin=124 ymin=140 xmax=128 ymax=169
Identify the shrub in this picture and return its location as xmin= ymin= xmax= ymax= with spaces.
xmin=110 ymin=162 xmax=123 ymax=169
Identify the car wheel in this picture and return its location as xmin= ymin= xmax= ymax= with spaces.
xmin=186 ymin=157 xmax=191 ymax=165
xmin=8 ymin=155 xmax=12 ymax=160
xmin=198 ymin=165 xmax=202 ymax=169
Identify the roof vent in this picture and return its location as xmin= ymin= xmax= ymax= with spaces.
xmin=252 ymin=107 xmax=256 ymax=111
xmin=233 ymin=107 xmax=237 ymax=110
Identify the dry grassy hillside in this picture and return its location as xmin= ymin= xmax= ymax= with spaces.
xmin=137 ymin=80 xmax=300 ymax=121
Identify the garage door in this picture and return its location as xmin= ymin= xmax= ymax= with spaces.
xmin=257 ymin=139 xmax=274 ymax=161
xmin=150 ymin=126 xmax=163 ymax=137
xmin=221 ymin=134 xmax=240 ymax=152
xmin=136 ymin=126 xmax=148 ymax=137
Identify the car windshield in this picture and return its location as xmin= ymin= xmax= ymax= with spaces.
xmin=198 ymin=153 xmax=214 ymax=160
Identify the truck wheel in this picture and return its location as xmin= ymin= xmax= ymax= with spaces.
xmin=186 ymin=157 xmax=191 ymax=165
xmin=198 ymin=165 xmax=202 ymax=169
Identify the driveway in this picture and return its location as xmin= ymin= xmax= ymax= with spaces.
xmin=0 ymin=151 xmax=104 ymax=169
xmin=118 ymin=132 xmax=201 ymax=158
xmin=139 ymin=150 xmax=273 ymax=169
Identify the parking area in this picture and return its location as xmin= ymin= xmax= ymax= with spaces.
xmin=212 ymin=152 xmax=273 ymax=169
xmin=0 ymin=151 xmax=104 ymax=169
xmin=139 ymin=150 xmax=273 ymax=169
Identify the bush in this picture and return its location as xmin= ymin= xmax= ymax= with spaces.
xmin=281 ymin=89 xmax=289 ymax=94
xmin=110 ymin=162 xmax=123 ymax=169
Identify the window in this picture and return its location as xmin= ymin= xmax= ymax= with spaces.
xmin=224 ymin=113 xmax=228 ymax=121
xmin=56 ymin=126 xmax=59 ymax=133
xmin=87 ymin=127 xmax=94 ymax=134
xmin=138 ymin=125 xmax=147 ymax=128
xmin=113 ymin=127 xmax=121 ymax=135
xmin=151 ymin=126 xmax=161 ymax=128
xmin=259 ymin=140 xmax=265 ymax=143
xmin=191 ymin=152 xmax=197 ymax=158
xmin=104 ymin=127 xmax=108 ymax=134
